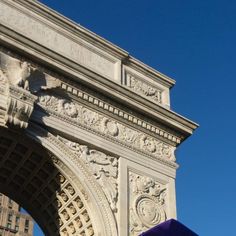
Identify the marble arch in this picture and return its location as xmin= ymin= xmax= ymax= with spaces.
xmin=0 ymin=125 xmax=117 ymax=236
xmin=0 ymin=0 xmax=197 ymax=235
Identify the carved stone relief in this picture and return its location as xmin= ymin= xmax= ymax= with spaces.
xmin=0 ymin=131 xmax=95 ymax=236
xmin=0 ymin=50 xmax=61 ymax=128
xmin=60 ymin=82 xmax=181 ymax=145
xmin=38 ymin=94 xmax=176 ymax=163
xmin=0 ymin=49 xmax=181 ymax=145
xmin=4 ymin=85 xmax=37 ymax=128
xmin=58 ymin=136 xmax=119 ymax=212
xmin=0 ymin=51 xmax=61 ymax=92
xmin=28 ymin=124 xmax=118 ymax=236
xmin=0 ymin=51 xmax=37 ymax=128
xmin=125 ymin=73 xmax=162 ymax=104
xmin=129 ymin=172 xmax=167 ymax=235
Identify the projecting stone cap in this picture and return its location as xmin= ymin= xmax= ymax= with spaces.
xmin=0 ymin=0 xmax=198 ymax=138
xmin=0 ymin=0 xmax=174 ymax=109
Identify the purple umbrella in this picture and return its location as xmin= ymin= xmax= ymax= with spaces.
xmin=140 ymin=219 xmax=198 ymax=236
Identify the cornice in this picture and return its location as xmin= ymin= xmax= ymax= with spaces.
xmin=56 ymin=78 xmax=198 ymax=144
xmin=0 ymin=43 xmax=198 ymax=147
xmin=0 ymin=0 xmax=198 ymax=142
xmin=124 ymin=57 xmax=175 ymax=88
xmin=2 ymin=0 xmax=175 ymax=87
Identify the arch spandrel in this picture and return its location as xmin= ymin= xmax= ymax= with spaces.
xmin=0 ymin=126 xmax=118 ymax=236
xmin=0 ymin=44 xmax=187 ymax=236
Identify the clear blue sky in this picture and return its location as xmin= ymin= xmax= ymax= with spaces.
xmin=31 ymin=0 xmax=236 ymax=235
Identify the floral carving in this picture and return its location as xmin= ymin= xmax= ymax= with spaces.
xmin=58 ymin=137 xmax=119 ymax=212
xmin=129 ymin=172 xmax=166 ymax=235
xmin=39 ymin=93 xmax=176 ymax=162
xmin=126 ymin=73 xmax=162 ymax=104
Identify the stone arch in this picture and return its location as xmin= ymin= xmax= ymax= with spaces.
xmin=0 ymin=125 xmax=118 ymax=236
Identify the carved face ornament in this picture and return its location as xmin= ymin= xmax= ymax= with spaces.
xmin=58 ymin=100 xmax=78 ymax=117
xmin=101 ymin=117 xmax=119 ymax=136
xmin=141 ymin=135 xmax=156 ymax=153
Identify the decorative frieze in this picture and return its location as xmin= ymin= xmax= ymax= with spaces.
xmin=125 ymin=73 xmax=162 ymax=104
xmin=129 ymin=172 xmax=167 ymax=235
xmin=38 ymin=94 xmax=176 ymax=163
xmin=60 ymin=82 xmax=181 ymax=145
xmin=0 ymin=49 xmax=180 ymax=143
xmin=58 ymin=136 xmax=119 ymax=212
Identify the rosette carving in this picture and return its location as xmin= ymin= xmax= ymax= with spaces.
xmin=140 ymin=135 xmax=156 ymax=153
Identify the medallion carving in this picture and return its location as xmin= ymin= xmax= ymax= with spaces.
xmin=129 ymin=172 xmax=166 ymax=235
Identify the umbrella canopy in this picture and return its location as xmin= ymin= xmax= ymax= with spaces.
xmin=140 ymin=219 xmax=198 ymax=236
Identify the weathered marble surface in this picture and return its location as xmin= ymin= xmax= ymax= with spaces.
xmin=0 ymin=1 xmax=197 ymax=235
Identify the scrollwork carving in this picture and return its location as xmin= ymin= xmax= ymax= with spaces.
xmin=126 ymin=73 xmax=162 ymax=104
xmin=129 ymin=172 xmax=167 ymax=235
xmin=58 ymin=136 xmax=119 ymax=212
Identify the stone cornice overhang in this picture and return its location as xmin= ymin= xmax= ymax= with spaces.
xmin=0 ymin=0 xmax=198 ymax=143
xmin=2 ymin=0 xmax=175 ymax=88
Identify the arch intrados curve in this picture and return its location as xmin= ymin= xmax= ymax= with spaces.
xmin=0 ymin=125 xmax=117 ymax=236
xmin=27 ymin=123 xmax=118 ymax=236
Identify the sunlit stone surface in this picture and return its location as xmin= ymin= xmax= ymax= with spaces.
xmin=0 ymin=0 xmax=197 ymax=235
